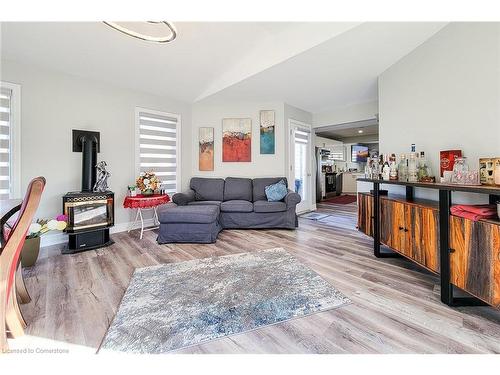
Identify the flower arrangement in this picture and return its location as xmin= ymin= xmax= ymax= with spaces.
xmin=27 ymin=215 xmax=68 ymax=239
xmin=136 ymin=171 xmax=160 ymax=194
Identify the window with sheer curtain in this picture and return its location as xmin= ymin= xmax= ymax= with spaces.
xmin=135 ymin=107 xmax=181 ymax=195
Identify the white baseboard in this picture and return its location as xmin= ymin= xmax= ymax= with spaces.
xmin=40 ymin=218 xmax=157 ymax=248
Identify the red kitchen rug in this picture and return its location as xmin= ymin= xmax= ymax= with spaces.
xmin=322 ymin=195 xmax=357 ymax=205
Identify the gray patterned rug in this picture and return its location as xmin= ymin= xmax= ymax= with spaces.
xmin=100 ymin=248 xmax=350 ymax=353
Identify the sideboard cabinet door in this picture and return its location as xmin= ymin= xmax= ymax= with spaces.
xmin=357 ymin=193 xmax=373 ymax=237
xmin=450 ymin=216 xmax=500 ymax=308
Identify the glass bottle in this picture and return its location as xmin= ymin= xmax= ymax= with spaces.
xmin=398 ymin=154 xmax=408 ymax=181
xmin=389 ymin=154 xmax=398 ymax=180
xmin=408 ymin=152 xmax=418 ymax=182
xmin=382 ymin=155 xmax=391 ymax=181
xmin=417 ymin=151 xmax=429 ymax=181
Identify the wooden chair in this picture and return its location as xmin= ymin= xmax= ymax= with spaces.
xmin=0 ymin=177 xmax=45 ymax=352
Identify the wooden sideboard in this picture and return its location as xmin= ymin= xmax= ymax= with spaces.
xmin=357 ymin=178 xmax=500 ymax=309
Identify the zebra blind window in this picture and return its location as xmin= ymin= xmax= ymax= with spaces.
xmin=0 ymin=87 xmax=13 ymax=199
xmin=136 ymin=108 xmax=180 ymax=194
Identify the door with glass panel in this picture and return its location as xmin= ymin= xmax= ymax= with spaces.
xmin=289 ymin=120 xmax=312 ymax=213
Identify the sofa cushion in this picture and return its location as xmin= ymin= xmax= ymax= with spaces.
xmin=188 ymin=200 xmax=221 ymax=207
xmin=221 ymin=200 xmax=254 ymax=213
xmin=253 ymin=200 xmax=287 ymax=213
xmin=265 ymin=179 xmax=288 ymax=202
xmin=252 ymin=177 xmax=288 ymax=202
xmin=223 ymin=177 xmax=252 ymax=202
xmin=158 ymin=205 xmax=220 ymax=224
xmin=190 ymin=177 xmax=225 ymax=202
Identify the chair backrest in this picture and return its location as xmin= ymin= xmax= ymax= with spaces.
xmin=1 ymin=177 xmax=45 ymax=301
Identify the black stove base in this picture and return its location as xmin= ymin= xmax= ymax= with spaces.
xmin=62 ymin=227 xmax=114 ymax=254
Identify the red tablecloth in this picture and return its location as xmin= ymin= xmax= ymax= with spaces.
xmin=123 ymin=194 xmax=170 ymax=209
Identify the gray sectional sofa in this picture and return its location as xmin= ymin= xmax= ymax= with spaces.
xmin=157 ymin=177 xmax=301 ymax=243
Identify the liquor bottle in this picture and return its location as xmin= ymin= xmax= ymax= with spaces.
xmin=417 ymin=151 xmax=426 ymax=181
xmin=382 ymin=155 xmax=391 ymax=181
xmin=398 ymin=154 xmax=408 ymax=181
xmin=389 ymin=154 xmax=398 ymax=180
xmin=408 ymin=152 xmax=418 ymax=182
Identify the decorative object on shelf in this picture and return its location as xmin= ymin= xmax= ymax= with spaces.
xmin=440 ymin=149 xmax=462 ymax=177
xmin=199 ymin=127 xmax=214 ymax=171
xmin=222 ymin=118 xmax=251 ymax=162
xmin=479 ymin=157 xmax=500 ymax=186
xmin=495 ymin=158 xmax=500 ymax=185
xmin=497 ymin=201 xmax=500 ymax=219
xmin=451 ymin=157 xmax=469 ymax=183
xmin=128 ymin=185 xmax=137 ymax=197
xmin=136 ymin=171 xmax=160 ymax=195
xmin=22 ymin=215 xmax=67 ymax=267
xmin=451 ymin=157 xmax=480 ymax=185
xmin=259 ymin=110 xmax=275 ymax=154
xmin=93 ymin=161 xmax=111 ymax=192
xmin=103 ymin=21 xmax=177 ymax=43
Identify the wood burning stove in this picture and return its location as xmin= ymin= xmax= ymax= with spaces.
xmin=62 ymin=130 xmax=114 ymax=254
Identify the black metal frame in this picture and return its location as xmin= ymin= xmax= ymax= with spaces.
xmin=365 ymin=178 xmax=494 ymax=307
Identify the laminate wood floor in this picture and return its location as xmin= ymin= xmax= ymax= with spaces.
xmin=19 ymin=202 xmax=500 ymax=353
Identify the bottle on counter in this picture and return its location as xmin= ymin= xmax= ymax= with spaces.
xmin=398 ymin=154 xmax=408 ymax=181
xmin=382 ymin=155 xmax=391 ymax=181
xmin=408 ymin=152 xmax=418 ymax=182
xmin=417 ymin=151 xmax=430 ymax=181
xmin=389 ymin=154 xmax=398 ymax=180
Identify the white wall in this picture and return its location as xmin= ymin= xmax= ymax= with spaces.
xmin=0 ymin=60 xmax=192 ymax=234
xmin=378 ymin=22 xmax=500 ymax=202
xmin=313 ymin=100 xmax=378 ymax=128
xmin=191 ymin=99 xmax=287 ymax=179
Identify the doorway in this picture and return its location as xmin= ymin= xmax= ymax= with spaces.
xmin=288 ymin=119 xmax=313 ymax=213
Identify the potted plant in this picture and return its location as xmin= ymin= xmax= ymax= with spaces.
xmin=136 ymin=171 xmax=160 ymax=196
xmin=22 ymin=215 xmax=67 ymax=267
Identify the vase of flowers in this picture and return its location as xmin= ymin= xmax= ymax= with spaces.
xmin=22 ymin=215 xmax=67 ymax=267
xmin=136 ymin=171 xmax=160 ymax=196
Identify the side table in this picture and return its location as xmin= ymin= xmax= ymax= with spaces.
xmin=123 ymin=194 xmax=170 ymax=239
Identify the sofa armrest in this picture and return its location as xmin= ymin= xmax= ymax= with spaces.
xmin=172 ymin=189 xmax=195 ymax=206
xmin=284 ymin=189 xmax=301 ymax=207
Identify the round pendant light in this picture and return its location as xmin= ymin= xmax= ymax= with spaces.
xmin=103 ymin=21 xmax=177 ymax=43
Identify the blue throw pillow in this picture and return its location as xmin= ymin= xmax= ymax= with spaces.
xmin=265 ymin=180 xmax=288 ymax=202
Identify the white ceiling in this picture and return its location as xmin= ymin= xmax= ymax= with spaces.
xmin=0 ymin=22 xmax=446 ymax=112
xmin=316 ymin=122 xmax=379 ymax=141
xmin=201 ymin=22 xmax=447 ymax=112
xmin=0 ymin=22 xmax=359 ymax=103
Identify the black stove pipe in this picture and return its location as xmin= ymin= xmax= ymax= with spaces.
xmin=80 ymin=135 xmax=98 ymax=192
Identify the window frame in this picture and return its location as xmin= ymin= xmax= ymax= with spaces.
xmin=134 ymin=106 xmax=181 ymax=194
xmin=0 ymin=81 xmax=22 ymax=199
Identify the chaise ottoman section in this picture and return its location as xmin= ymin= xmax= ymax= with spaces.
xmin=157 ymin=205 xmax=222 ymax=244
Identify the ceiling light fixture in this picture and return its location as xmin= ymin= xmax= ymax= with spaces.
xmin=358 ymin=129 xmax=364 ymax=134
xmin=103 ymin=21 xmax=177 ymax=43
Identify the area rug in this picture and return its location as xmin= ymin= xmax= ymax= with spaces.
xmin=100 ymin=248 xmax=350 ymax=353
xmin=300 ymin=212 xmax=330 ymax=221
xmin=322 ymin=194 xmax=357 ymax=205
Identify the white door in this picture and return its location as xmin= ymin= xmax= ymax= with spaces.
xmin=288 ymin=120 xmax=313 ymax=213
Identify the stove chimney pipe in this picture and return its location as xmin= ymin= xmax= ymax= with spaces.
xmin=72 ymin=130 xmax=100 ymax=193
